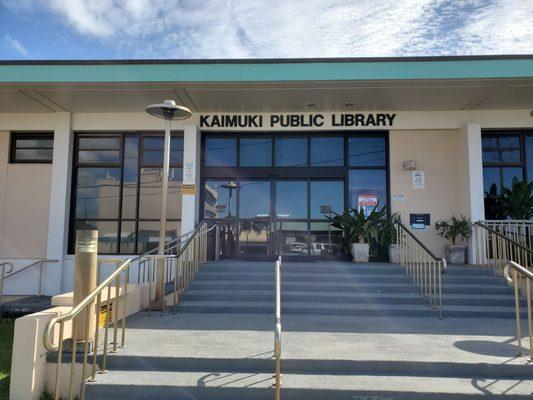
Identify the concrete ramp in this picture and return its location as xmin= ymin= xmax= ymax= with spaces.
xmin=86 ymin=260 xmax=533 ymax=399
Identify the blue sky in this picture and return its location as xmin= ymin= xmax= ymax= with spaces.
xmin=0 ymin=0 xmax=532 ymax=60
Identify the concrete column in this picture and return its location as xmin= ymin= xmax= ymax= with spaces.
xmin=457 ymin=122 xmax=485 ymax=263
xmin=45 ymin=112 xmax=73 ymax=295
xmin=181 ymin=125 xmax=201 ymax=234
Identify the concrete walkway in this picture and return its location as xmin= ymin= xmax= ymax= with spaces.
xmin=87 ymin=260 xmax=533 ymax=399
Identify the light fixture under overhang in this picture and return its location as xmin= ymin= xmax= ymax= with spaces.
xmin=343 ymin=102 xmax=355 ymax=107
xmin=305 ymin=102 xmax=318 ymax=108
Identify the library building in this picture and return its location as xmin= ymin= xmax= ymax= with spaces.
xmin=1 ymin=55 xmax=533 ymax=296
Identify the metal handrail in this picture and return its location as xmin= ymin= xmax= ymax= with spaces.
xmin=274 ymin=256 xmax=281 ymax=400
xmin=395 ymin=221 xmax=445 ymax=317
xmin=475 ymin=222 xmax=533 ymax=255
xmin=42 ymin=220 xmax=220 ymax=400
xmin=0 ymin=259 xmax=59 ymax=300
xmin=503 ymin=261 xmax=533 ymax=361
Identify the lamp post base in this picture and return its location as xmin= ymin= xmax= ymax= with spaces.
xmin=150 ymin=299 xmax=167 ymax=311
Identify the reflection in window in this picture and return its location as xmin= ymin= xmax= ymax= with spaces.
xmin=309 ymin=222 xmax=342 ymax=256
xmin=10 ymin=133 xmax=54 ymax=163
xmin=71 ymin=133 xmax=183 ymax=254
xmin=239 ymin=181 xmax=270 ymax=218
xmin=527 ymin=136 xmax=533 ymax=183
xmin=348 ymin=170 xmax=387 ymax=212
xmin=483 ymin=167 xmax=500 ymax=194
xmin=275 ymin=137 xmax=307 ymax=166
xmin=240 ymin=138 xmax=272 ymax=166
xmin=276 ymin=221 xmax=308 ymax=255
xmin=137 ymin=221 xmax=180 ymax=253
xmin=348 ymin=136 xmax=386 ymax=166
xmin=203 ymin=180 xmax=237 ymax=219
xmin=311 ymin=137 xmax=344 ymax=166
xmin=204 ymin=138 xmax=237 ymax=166
xmin=139 ymin=168 xmax=182 ymax=219
xmin=75 ymin=168 xmax=121 ymax=219
xmin=239 ymin=221 xmax=271 ymax=256
xmin=310 ymin=181 xmax=344 ymax=219
xmin=276 ymin=181 xmax=307 ymax=219
xmin=502 ymin=167 xmax=523 ymax=189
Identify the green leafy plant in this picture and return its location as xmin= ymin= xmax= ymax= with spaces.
xmin=435 ymin=215 xmax=472 ymax=245
xmin=326 ymin=206 xmax=388 ymax=255
xmin=500 ymin=177 xmax=533 ymax=220
xmin=378 ymin=212 xmax=402 ymax=247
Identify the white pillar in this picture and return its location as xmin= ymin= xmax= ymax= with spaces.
xmin=181 ymin=125 xmax=201 ymax=234
xmin=458 ymin=122 xmax=485 ymax=264
xmin=45 ymin=112 xmax=73 ymax=294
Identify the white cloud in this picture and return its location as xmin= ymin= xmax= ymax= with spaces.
xmin=5 ymin=0 xmax=533 ymax=58
xmin=4 ymin=34 xmax=30 ymax=56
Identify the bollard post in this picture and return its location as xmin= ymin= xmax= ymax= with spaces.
xmin=74 ymin=230 xmax=98 ymax=342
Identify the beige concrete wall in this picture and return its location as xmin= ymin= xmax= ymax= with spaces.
xmin=389 ymin=129 xmax=461 ymax=257
xmin=0 ymin=131 xmax=52 ymax=258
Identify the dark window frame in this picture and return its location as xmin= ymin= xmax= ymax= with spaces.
xmin=69 ymin=131 xmax=184 ymax=255
xmin=482 ymin=129 xmax=533 ymax=195
xmin=9 ymin=132 xmax=54 ymax=164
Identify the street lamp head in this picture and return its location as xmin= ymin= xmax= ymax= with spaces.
xmin=145 ymin=99 xmax=192 ymax=120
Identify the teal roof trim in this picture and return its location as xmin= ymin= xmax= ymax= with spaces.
xmin=1 ymin=59 xmax=533 ymax=83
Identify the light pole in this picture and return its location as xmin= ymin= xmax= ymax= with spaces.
xmin=145 ymin=100 xmax=191 ymax=310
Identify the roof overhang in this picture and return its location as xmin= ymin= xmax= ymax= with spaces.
xmin=1 ymin=56 xmax=533 ymax=113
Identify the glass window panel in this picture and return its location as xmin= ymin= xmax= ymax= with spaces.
xmin=16 ymin=138 xmax=53 ymax=148
xmin=498 ymin=135 xmax=520 ymax=148
xmin=310 ymin=222 xmax=342 ymax=256
xmin=139 ymin=167 xmax=182 ymax=219
xmin=482 ymin=150 xmax=502 ymax=163
xmin=502 ymin=167 xmax=523 ymax=189
xmin=240 ymin=138 xmax=272 ymax=167
xmin=120 ymin=221 xmax=137 ymax=254
xmin=239 ymin=181 xmax=270 ymax=218
xmin=204 ymin=138 xmax=237 ymax=166
xmin=122 ymin=136 xmax=139 ymax=219
xmin=78 ymin=150 xmax=120 ymax=164
xmin=276 ymin=181 xmax=307 ymax=219
xmin=79 ymin=137 xmax=120 ymax=149
xmin=348 ymin=170 xmax=387 ymax=212
xmin=526 ymin=136 xmax=533 ymax=182
xmin=75 ymin=220 xmax=118 ymax=254
xmin=137 ymin=221 xmax=180 ymax=254
xmin=76 ymin=168 xmax=121 ymax=219
xmin=203 ymin=180 xmax=237 ymax=219
xmin=276 ymin=221 xmax=308 ymax=256
xmin=238 ymin=221 xmax=271 ymax=256
xmin=142 ymin=136 xmax=183 ymax=165
xmin=311 ymin=137 xmax=344 ymax=166
xmin=275 ymin=137 xmax=307 ymax=167
xmin=500 ymin=150 xmax=521 ymax=163
xmin=348 ymin=136 xmax=386 ymax=167
xmin=483 ymin=167 xmax=500 ymax=195
xmin=14 ymin=148 xmax=53 ymax=161
xmin=482 ymin=136 xmax=498 ymax=149
xmin=310 ymin=181 xmax=344 ymax=219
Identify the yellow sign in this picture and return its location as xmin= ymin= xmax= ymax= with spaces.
xmin=182 ymin=184 xmax=196 ymax=195
xmin=99 ymin=303 xmax=113 ymax=327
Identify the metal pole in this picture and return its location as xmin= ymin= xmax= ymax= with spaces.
xmin=153 ymin=117 xmax=172 ymax=310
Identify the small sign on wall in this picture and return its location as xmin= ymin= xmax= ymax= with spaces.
xmin=410 ymin=213 xmax=431 ymax=229
xmin=412 ymin=170 xmax=425 ymax=190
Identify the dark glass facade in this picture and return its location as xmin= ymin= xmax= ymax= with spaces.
xmin=69 ymin=132 xmax=183 ymax=254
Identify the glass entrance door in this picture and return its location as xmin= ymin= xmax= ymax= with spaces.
xmin=238 ymin=180 xmax=272 ymax=257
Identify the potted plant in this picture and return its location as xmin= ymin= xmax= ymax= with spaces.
xmin=435 ymin=215 xmax=472 ymax=264
xmin=379 ymin=213 xmax=401 ymax=263
xmin=326 ymin=206 xmax=387 ymax=263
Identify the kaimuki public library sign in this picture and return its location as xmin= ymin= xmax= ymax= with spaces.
xmin=199 ymin=113 xmax=397 ymax=129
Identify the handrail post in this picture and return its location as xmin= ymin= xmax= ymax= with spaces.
xmin=215 ymin=224 xmax=221 ymax=260
xmin=274 ymin=256 xmax=281 ymax=400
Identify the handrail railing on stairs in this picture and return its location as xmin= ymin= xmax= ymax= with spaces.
xmin=504 ymin=261 xmax=533 ymax=362
xmin=274 ymin=256 xmax=282 ymax=400
xmin=0 ymin=259 xmax=59 ymax=305
xmin=395 ymin=221 xmax=446 ymax=318
xmin=42 ymin=220 xmax=220 ymax=400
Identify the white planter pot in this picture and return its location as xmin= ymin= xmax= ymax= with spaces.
xmin=444 ymin=244 xmax=467 ymax=265
xmin=389 ymin=244 xmax=399 ymax=264
xmin=351 ymin=243 xmax=369 ymax=263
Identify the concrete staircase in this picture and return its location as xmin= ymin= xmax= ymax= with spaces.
xmin=86 ymin=260 xmax=533 ymax=399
